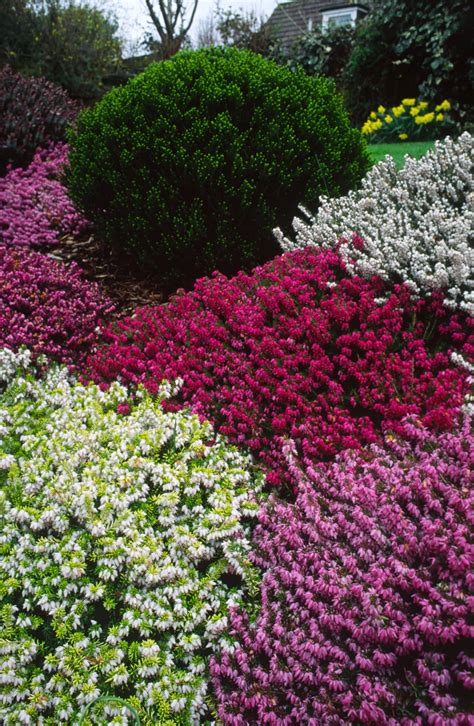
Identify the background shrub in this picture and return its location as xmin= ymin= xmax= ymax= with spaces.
xmin=277 ymin=24 xmax=356 ymax=85
xmin=0 ymin=350 xmax=262 ymax=723
xmin=0 ymin=66 xmax=79 ymax=174
xmin=87 ymin=247 xmax=473 ymax=486
xmin=66 ymin=47 xmax=369 ymax=290
xmin=0 ymin=244 xmax=113 ymax=364
xmin=0 ymin=0 xmax=123 ymax=103
xmin=344 ymin=0 xmax=474 ymax=124
xmin=0 ymin=143 xmax=88 ymax=248
xmin=212 ymin=417 xmax=474 ymax=723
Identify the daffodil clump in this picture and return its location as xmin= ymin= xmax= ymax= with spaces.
xmin=0 ymin=348 xmax=262 ymax=725
xmin=361 ymin=98 xmax=455 ymax=142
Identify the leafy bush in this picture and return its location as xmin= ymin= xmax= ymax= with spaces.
xmin=0 ymin=349 xmax=262 ymax=724
xmin=0 ymin=0 xmax=123 ymax=102
xmin=278 ymin=24 xmax=356 ymax=83
xmin=344 ymin=0 xmax=474 ymax=124
xmin=0 ymin=143 xmax=88 ymax=247
xmin=361 ymin=97 xmax=456 ymax=142
xmin=0 ymin=66 xmax=79 ymax=174
xmin=31 ymin=0 xmax=123 ymax=101
xmin=66 ymin=47 xmax=369 ymax=289
xmin=0 ymin=244 xmax=113 ymax=364
xmin=276 ymin=133 xmax=474 ymax=315
xmin=86 ymin=247 xmax=473 ymax=486
xmin=212 ymin=417 xmax=474 ymax=723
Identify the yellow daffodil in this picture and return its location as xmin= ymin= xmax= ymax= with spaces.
xmin=370 ymin=111 xmax=377 ymax=119
xmin=384 ymin=115 xmax=393 ymax=123
xmin=435 ymin=99 xmax=451 ymax=111
xmin=392 ymin=105 xmax=405 ymax=117
xmin=415 ymin=112 xmax=434 ymax=125
xmin=399 ymin=133 xmax=408 ymax=140
xmin=410 ymin=107 xmax=420 ymax=117
xmin=402 ymin=98 xmax=416 ymax=106
xmin=377 ymin=105 xmax=385 ymax=113
xmin=419 ymin=101 xmax=428 ymax=110
xmin=436 ymin=113 xmax=444 ymax=122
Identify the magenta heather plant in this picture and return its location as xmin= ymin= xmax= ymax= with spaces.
xmin=211 ymin=417 xmax=474 ymax=724
xmin=0 ymin=244 xmax=114 ymax=364
xmin=0 ymin=143 xmax=87 ymax=248
xmin=87 ymin=248 xmax=473 ymax=485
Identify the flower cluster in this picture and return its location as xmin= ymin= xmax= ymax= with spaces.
xmin=87 ymin=247 xmax=473 ymax=486
xmin=276 ymin=133 xmax=474 ymax=315
xmin=0 ymin=143 xmax=87 ymax=248
xmin=361 ymin=98 xmax=455 ymax=142
xmin=212 ymin=417 xmax=474 ymax=724
xmin=0 ymin=351 xmax=262 ymax=724
xmin=0 ymin=244 xmax=114 ymax=364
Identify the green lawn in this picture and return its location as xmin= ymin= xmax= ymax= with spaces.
xmin=368 ymin=140 xmax=436 ymax=169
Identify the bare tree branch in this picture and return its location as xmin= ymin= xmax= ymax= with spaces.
xmin=144 ymin=0 xmax=199 ymax=57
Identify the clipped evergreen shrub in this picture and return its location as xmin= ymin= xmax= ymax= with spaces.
xmin=66 ymin=47 xmax=369 ymax=289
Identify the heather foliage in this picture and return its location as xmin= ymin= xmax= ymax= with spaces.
xmin=276 ymin=133 xmax=474 ymax=315
xmin=0 ymin=66 xmax=79 ymax=174
xmin=0 ymin=143 xmax=88 ymax=248
xmin=66 ymin=47 xmax=369 ymax=288
xmin=0 ymin=349 xmax=262 ymax=724
xmin=0 ymin=244 xmax=113 ymax=364
xmin=212 ymin=418 xmax=474 ymax=724
xmin=87 ymin=248 xmax=473 ymax=485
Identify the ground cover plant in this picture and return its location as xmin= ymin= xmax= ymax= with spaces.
xmin=87 ymin=247 xmax=473 ymax=487
xmin=0 ymin=244 xmax=113 ymax=364
xmin=0 ymin=143 xmax=87 ymax=249
xmin=212 ymin=416 xmax=474 ymax=723
xmin=276 ymin=133 xmax=474 ymax=316
xmin=0 ymin=348 xmax=262 ymax=724
xmin=66 ymin=46 xmax=369 ymax=290
xmin=0 ymin=66 xmax=79 ymax=174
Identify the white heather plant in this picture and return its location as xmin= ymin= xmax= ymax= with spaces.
xmin=0 ymin=350 xmax=262 ymax=725
xmin=275 ymin=133 xmax=474 ymax=315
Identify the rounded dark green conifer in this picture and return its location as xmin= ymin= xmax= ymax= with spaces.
xmin=66 ymin=47 xmax=369 ymax=289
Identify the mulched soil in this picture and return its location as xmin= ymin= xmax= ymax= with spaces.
xmin=40 ymin=232 xmax=165 ymax=318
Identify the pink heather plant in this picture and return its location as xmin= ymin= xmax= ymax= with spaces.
xmin=0 ymin=143 xmax=87 ymax=248
xmin=87 ymin=248 xmax=473 ymax=485
xmin=0 ymin=244 xmax=114 ymax=364
xmin=211 ymin=417 xmax=474 ymax=724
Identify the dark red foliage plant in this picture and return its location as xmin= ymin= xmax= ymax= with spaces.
xmin=0 ymin=66 xmax=79 ymax=174
xmin=211 ymin=417 xmax=474 ymax=724
xmin=86 ymin=248 xmax=473 ymax=486
xmin=0 ymin=244 xmax=114 ymax=365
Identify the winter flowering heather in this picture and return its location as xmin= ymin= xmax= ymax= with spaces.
xmin=0 ymin=143 xmax=87 ymax=248
xmin=87 ymin=247 xmax=473 ymax=485
xmin=275 ymin=133 xmax=474 ymax=315
xmin=212 ymin=418 xmax=474 ymax=724
xmin=0 ymin=349 xmax=262 ymax=724
xmin=0 ymin=244 xmax=113 ymax=365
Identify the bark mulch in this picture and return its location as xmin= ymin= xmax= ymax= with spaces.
xmin=42 ymin=232 xmax=165 ymax=318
